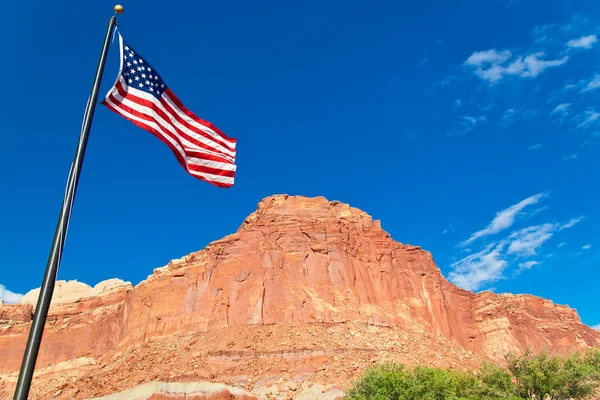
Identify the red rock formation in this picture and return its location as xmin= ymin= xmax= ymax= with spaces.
xmin=0 ymin=195 xmax=597 ymax=399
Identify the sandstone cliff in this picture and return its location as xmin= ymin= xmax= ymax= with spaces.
xmin=0 ymin=195 xmax=597 ymax=399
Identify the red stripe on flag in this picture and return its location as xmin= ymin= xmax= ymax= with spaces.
xmin=165 ymin=88 xmax=236 ymax=144
xmin=158 ymin=95 xmax=236 ymax=154
xmin=102 ymin=98 xmax=234 ymax=188
xmin=187 ymin=163 xmax=236 ymax=178
xmin=113 ymin=82 xmax=233 ymax=159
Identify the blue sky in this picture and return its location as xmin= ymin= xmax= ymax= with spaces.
xmin=0 ymin=0 xmax=598 ymax=329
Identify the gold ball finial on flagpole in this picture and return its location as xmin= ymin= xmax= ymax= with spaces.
xmin=114 ymin=4 xmax=124 ymax=14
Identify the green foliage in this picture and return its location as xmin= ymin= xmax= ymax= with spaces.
xmin=345 ymin=363 xmax=407 ymax=400
xmin=345 ymin=362 xmax=516 ymax=400
xmin=345 ymin=348 xmax=600 ymax=400
xmin=507 ymin=348 xmax=600 ymax=400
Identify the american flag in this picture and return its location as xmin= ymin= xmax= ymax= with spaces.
xmin=102 ymin=34 xmax=237 ymax=188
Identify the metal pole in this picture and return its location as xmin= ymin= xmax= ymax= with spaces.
xmin=13 ymin=6 xmax=124 ymax=399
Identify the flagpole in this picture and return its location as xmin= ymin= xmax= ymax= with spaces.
xmin=13 ymin=5 xmax=124 ymax=400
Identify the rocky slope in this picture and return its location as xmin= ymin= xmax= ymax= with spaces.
xmin=0 ymin=195 xmax=597 ymax=399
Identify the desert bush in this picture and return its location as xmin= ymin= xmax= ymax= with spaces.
xmin=507 ymin=348 xmax=600 ymax=400
xmin=345 ymin=362 xmax=516 ymax=400
xmin=346 ymin=348 xmax=600 ymax=400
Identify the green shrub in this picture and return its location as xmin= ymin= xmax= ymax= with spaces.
xmin=345 ymin=348 xmax=600 ymax=400
xmin=507 ymin=348 xmax=600 ymax=400
xmin=345 ymin=363 xmax=513 ymax=400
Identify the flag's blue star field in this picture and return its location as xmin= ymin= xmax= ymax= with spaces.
xmin=121 ymin=41 xmax=167 ymax=99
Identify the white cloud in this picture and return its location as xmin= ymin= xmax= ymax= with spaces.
xmin=499 ymin=108 xmax=539 ymax=127
xmin=449 ymin=115 xmax=487 ymax=136
xmin=529 ymin=143 xmax=542 ymax=151
xmin=502 ymin=108 xmax=517 ymax=122
xmin=507 ymin=224 xmax=556 ymax=256
xmin=576 ymin=110 xmax=600 ymax=129
xmin=465 ymin=49 xmax=512 ymax=66
xmin=533 ymin=14 xmax=593 ymax=44
xmin=566 ymin=35 xmax=598 ymax=49
xmin=592 ymin=324 xmax=600 ymax=331
xmin=565 ymin=82 xmax=581 ymax=91
xmin=562 ymin=153 xmax=579 ymax=161
xmin=507 ymin=53 xmax=569 ymax=77
xmin=464 ymin=115 xmax=487 ymax=125
xmin=449 ymin=191 xmax=586 ymax=291
xmin=505 ymin=217 xmax=582 ymax=257
xmin=557 ymin=242 xmax=566 ymax=248
xmin=442 ymin=223 xmax=455 ymax=235
xmin=582 ymin=244 xmax=592 ymax=250
xmin=448 ymin=243 xmax=508 ymax=291
xmin=581 ymin=74 xmax=600 ymax=93
xmin=460 ymin=192 xmax=548 ymax=246
xmin=481 ymin=103 xmax=495 ymax=112
xmin=550 ymin=103 xmax=571 ymax=115
xmin=559 ymin=216 xmax=584 ymax=230
xmin=464 ymin=49 xmax=569 ymax=84
xmin=0 ymin=284 xmax=23 ymax=304
xmin=518 ymin=260 xmax=540 ymax=271
xmin=532 ymin=23 xmax=559 ymax=44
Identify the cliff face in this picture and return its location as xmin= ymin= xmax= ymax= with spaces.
xmin=0 ymin=195 xmax=597 ymax=399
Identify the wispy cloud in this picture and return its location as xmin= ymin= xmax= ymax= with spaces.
xmin=448 ymin=115 xmax=487 ymax=136
xmin=562 ymin=153 xmax=579 ymax=161
xmin=460 ymin=192 xmax=548 ymax=247
xmin=0 ymin=284 xmax=23 ymax=304
xmin=454 ymin=99 xmax=463 ymax=108
xmin=449 ymin=193 xmax=584 ymax=291
xmin=465 ymin=49 xmax=512 ymax=66
xmin=566 ymin=34 xmax=598 ymax=49
xmin=481 ymin=103 xmax=495 ymax=112
xmin=442 ymin=223 xmax=456 ymax=235
xmin=558 ymin=242 xmax=566 ymax=248
xmin=592 ymin=324 xmax=600 ymax=331
xmin=517 ymin=260 xmax=540 ymax=272
xmin=464 ymin=49 xmax=569 ymax=84
xmin=581 ymin=74 xmax=600 ymax=93
xmin=550 ymin=103 xmax=571 ymax=116
xmin=559 ymin=217 xmax=584 ymax=230
xmin=532 ymin=22 xmax=558 ymax=44
xmin=532 ymin=14 xmax=593 ymax=44
xmin=451 ymin=217 xmax=581 ymax=290
xmin=507 ymin=224 xmax=555 ymax=256
xmin=499 ymin=108 xmax=539 ymax=127
xmin=501 ymin=108 xmax=517 ymax=124
xmin=448 ymin=243 xmax=508 ymax=291
xmin=528 ymin=143 xmax=542 ymax=151
xmin=576 ymin=109 xmax=600 ymax=129
xmin=582 ymin=244 xmax=592 ymax=250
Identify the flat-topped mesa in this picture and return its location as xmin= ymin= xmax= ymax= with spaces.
xmin=0 ymin=195 xmax=598 ymax=396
